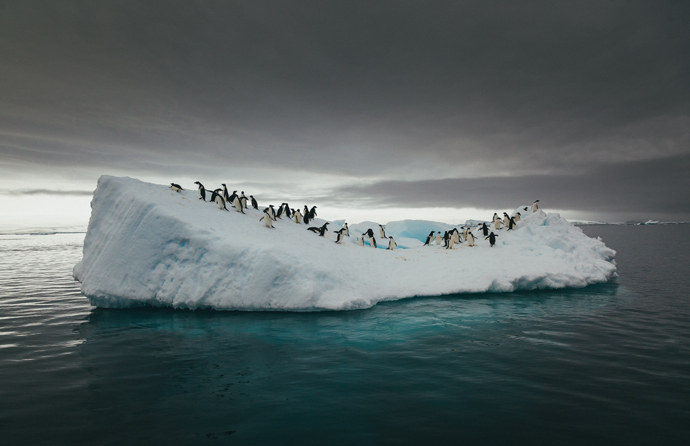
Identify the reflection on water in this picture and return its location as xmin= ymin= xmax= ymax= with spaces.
xmin=1 ymin=227 xmax=690 ymax=445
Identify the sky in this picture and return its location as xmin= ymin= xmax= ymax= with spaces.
xmin=1 ymin=0 xmax=689 ymax=230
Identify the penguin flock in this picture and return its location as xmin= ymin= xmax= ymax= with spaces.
xmin=171 ymin=182 xmax=538 ymax=252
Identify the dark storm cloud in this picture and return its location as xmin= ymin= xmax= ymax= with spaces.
xmin=0 ymin=0 xmax=689 ymax=216
xmin=335 ymin=153 xmax=690 ymax=218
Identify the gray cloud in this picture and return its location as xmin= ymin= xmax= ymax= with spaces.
xmin=0 ymin=189 xmax=94 ymax=196
xmin=0 ymin=1 xmax=688 ymax=218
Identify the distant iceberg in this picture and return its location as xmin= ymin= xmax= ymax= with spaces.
xmin=73 ymin=176 xmax=617 ymax=311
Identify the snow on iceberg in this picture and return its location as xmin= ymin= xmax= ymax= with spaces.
xmin=73 ymin=176 xmax=617 ymax=311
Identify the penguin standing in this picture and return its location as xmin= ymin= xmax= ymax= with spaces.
xmin=447 ymin=233 xmax=456 ymax=249
xmin=357 ymin=234 xmax=365 ymax=246
xmin=493 ymin=214 xmax=502 ymax=230
xmin=268 ymin=205 xmax=276 ymax=220
xmin=485 ymin=232 xmax=498 ymax=247
xmin=302 ymin=206 xmax=310 ymax=224
xmin=387 ymin=236 xmax=397 ymax=250
xmin=435 ymin=232 xmax=442 ymax=245
xmin=514 ymin=212 xmax=521 ymax=222
xmin=233 ymin=194 xmax=245 ymax=214
xmin=294 ymin=209 xmax=303 ymax=224
xmin=442 ymin=231 xmax=449 ymax=248
xmin=211 ymin=189 xmax=229 ymax=211
xmin=342 ymin=222 xmax=349 ymax=236
xmin=503 ymin=213 xmax=510 ymax=228
xmin=479 ymin=223 xmax=489 ymax=237
xmin=209 ymin=188 xmax=220 ymax=204
xmin=379 ymin=225 xmax=388 ymax=239
xmin=424 ymin=231 xmax=435 ymax=246
xmin=532 ymin=200 xmax=540 ymax=212
xmin=466 ymin=231 xmax=477 ymax=247
xmin=240 ymin=192 xmax=248 ymax=209
xmin=303 ymin=205 xmax=309 ymax=218
xmin=507 ymin=217 xmax=517 ymax=230
xmin=335 ymin=229 xmax=346 ymax=244
xmin=194 ymin=182 xmax=206 ymax=201
xmin=250 ymin=195 xmax=259 ymax=210
xmin=308 ymin=206 xmax=317 ymax=220
xmin=283 ymin=203 xmax=292 ymax=219
xmin=451 ymin=229 xmax=460 ymax=245
xmin=170 ymin=183 xmax=183 ymax=192
xmin=366 ymin=229 xmax=377 ymax=248
xmin=222 ymin=184 xmax=230 ymax=202
xmin=276 ymin=205 xmax=284 ymax=219
xmin=259 ymin=210 xmax=275 ymax=228
xmin=229 ymin=190 xmax=238 ymax=204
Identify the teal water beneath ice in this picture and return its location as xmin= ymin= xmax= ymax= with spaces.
xmin=1 ymin=226 xmax=689 ymax=445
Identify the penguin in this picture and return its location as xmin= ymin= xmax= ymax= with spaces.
xmin=170 ymin=183 xmax=183 ymax=192
xmin=233 ymin=194 xmax=245 ymax=214
xmin=240 ymin=192 xmax=248 ymax=209
xmin=503 ymin=212 xmax=510 ymax=228
xmin=493 ymin=214 xmax=502 ymax=230
xmin=365 ymin=228 xmax=377 ymax=248
xmin=309 ymin=206 xmax=317 ymax=220
xmin=229 ymin=190 xmax=238 ymax=204
xmin=451 ymin=229 xmax=460 ymax=245
xmin=532 ymin=200 xmax=540 ymax=212
xmin=379 ymin=225 xmax=388 ymax=239
xmin=424 ymin=231 xmax=435 ymax=246
xmin=250 ymin=195 xmax=259 ymax=210
xmin=507 ymin=216 xmax=517 ymax=230
xmin=485 ymin=231 xmax=498 ymax=247
xmin=479 ymin=222 xmax=490 ymax=237
xmin=335 ymin=229 xmax=346 ymax=244
xmin=276 ymin=205 xmax=284 ymax=220
xmin=209 ymin=188 xmax=220 ymax=203
xmin=447 ymin=234 xmax=455 ymax=249
xmin=283 ymin=203 xmax=292 ymax=219
xmin=194 ymin=181 xmax=206 ymax=201
xmin=294 ymin=209 xmax=303 ymax=224
xmin=259 ymin=210 xmax=275 ymax=228
xmin=342 ymin=222 xmax=349 ymax=236
xmin=357 ymin=234 xmax=365 ymax=246
xmin=268 ymin=205 xmax=276 ymax=220
xmin=222 ymin=184 xmax=230 ymax=202
xmin=466 ymin=231 xmax=476 ymax=247
xmin=303 ymin=205 xmax=309 ymax=218
xmin=308 ymin=222 xmax=329 ymax=236
xmin=514 ymin=212 xmax=521 ymax=222
xmin=387 ymin=236 xmax=397 ymax=250
xmin=211 ymin=189 xmax=229 ymax=211
xmin=303 ymin=212 xmax=310 ymax=225
xmin=442 ymin=231 xmax=449 ymax=247
xmin=435 ymin=232 xmax=442 ymax=245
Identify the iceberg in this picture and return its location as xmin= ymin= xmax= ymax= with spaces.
xmin=73 ymin=176 xmax=617 ymax=311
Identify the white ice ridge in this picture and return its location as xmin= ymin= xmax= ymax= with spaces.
xmin=73 ymin=176 xmax=617 ymax=311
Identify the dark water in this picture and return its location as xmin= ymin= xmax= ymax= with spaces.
xmin=1 ymin=226 xmax=689 ymax=445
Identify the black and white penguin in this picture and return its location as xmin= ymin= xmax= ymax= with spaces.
xmin=259 ymin=210 xmax=275 ymax=228
xmin=479 ymin=223 xmax=489 ymax=237
xmin=366 ymin=228 xmax=377 ymax=248
xmin=283 ymin=203 xmax=292 ymax=219
xmin=485 ymin=232 xmax=498 ymax=247
xmin=503 ymin=212 xmax=510 ymax=228
xmin=233 ymin=194 xmax=245 ymax=214
xmin=229 ymin=190 xmax=238 ymax=204
xmin=435 ymin=232 xmax=442 ymax=245
xmin=250 ymin=195 xmax=259 ymax=210
xmin=309 ymin=206 xmax=317 ymax=220
xmin=294 ymin=209 xmax=303 ymax=224
xmin=170 ymin=183 xmax=183 ymax=192
xmin=387 ymin=236 xmax=397 ymax=250
xmin=240 ymin=192 xmax=248 ymax=209
xmin=342 ymin=222 xmax=349 ymax=236
xmin=466 ymin=231 xmax=476 ymax=247
xmin=514 ymin=212 xmax=521 ymax=222
xmin=303 ymin=205 xmax=309 ymax=218
xmin=493 ymin=213 xmax=502 ymax=230
xmin=532 ymin=200 xmax=540 ymax=212
xmin=424 ymin=231 xmax=435 ymax=246
xmin=442 ymin=231 xmax=449 ymax=247
xmin=268 ymin=205 xmax=276 ymax=220
xmin=379 ymin=225 xmax=388 ymax=239
xmin=276 ymin=205 xmax=284 ymax=220
xmin=335 ymin=229 xmax=346 ymax=244
xmin=194 ymin=182 xmax=206 ymax=201
xmin=222 ymin=184 xmax=230 ymax=202
xmin=451 ymin=228 xmax=460 ymax=245
xmin=357 ymin=234 xmax=365 ymax=246
xmin=507 ymin=217 xmax=517 ymax=230
xmin=308 ymin=222 xmax=329 ymax=237
xmin=210 ymin=189 xmax=229 ymax=211
xmin=303 ymin=212 xmax=310 ymax=225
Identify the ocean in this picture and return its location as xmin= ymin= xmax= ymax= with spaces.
xmin=1 ymin=225 xmax=689 ymax=445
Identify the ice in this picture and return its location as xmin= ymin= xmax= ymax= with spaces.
xmin=73 ymin=176 xmax=617 ymax=311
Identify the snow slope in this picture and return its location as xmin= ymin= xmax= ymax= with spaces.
xmin=73 ymin=176 xmax=617 ymax=311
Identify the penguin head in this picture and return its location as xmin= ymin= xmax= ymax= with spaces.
xmin=194 ymin=181 xmax=201 ymax=185
xmin=221 ymin=183 xmax=226 ymax=186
